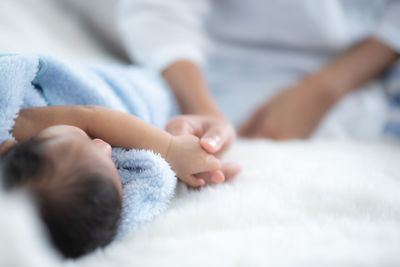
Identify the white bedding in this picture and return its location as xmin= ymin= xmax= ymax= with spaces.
xmin=1 ymin=140 xmax=400 ymax=266
xmin=0 ymin=1 xmax=399 ymax=266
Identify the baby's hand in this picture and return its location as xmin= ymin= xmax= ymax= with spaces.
xmin=166 ymin=135 xmax=221 ymax=187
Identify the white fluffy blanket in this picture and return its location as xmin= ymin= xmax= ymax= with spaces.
xmin=1 ymin=140 xmax=400 ymax=267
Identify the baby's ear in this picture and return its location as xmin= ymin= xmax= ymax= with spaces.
xmin=0 ymin=139 xmax=17 ymax=156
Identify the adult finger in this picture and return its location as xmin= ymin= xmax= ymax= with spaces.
xmin=248 ymin=119 xmax=271 ymax=138
xmin=238 ymin=109 xmax=264 ymax=137
xmin=200 ymin=130 xmax=223 ymax=153
xmin=200 ymin=121 xmax=234 ymax=154
xmin=251 ymin=117 xmax=288 ymax=140
xmin=221 ymin=162 xmax=242 ymax=181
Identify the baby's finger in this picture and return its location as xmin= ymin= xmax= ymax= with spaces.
xmin=196 ymin=162 xmax=241 ymax=184
xmin=195 ymin=169 xmax=225 ymax=184
xmin=195 ymin=155 xmax=221 ymax=173
xmin=182 ymin=174 xmax=206 ymax=188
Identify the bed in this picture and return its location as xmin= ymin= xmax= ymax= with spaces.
xmin=0 ymin=1 xmax=399 ymax=266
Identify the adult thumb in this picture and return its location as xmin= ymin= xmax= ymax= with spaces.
xmin=200 ymin=128 xmax=224 ymax=154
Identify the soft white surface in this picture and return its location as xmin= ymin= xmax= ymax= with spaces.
xmin=94 ymin=140 xmax=400 ymax=267
xmin=1 ymin=140 xmax=400 ymax=266
xmin=1 ymin=1 xmax=399 ymax=266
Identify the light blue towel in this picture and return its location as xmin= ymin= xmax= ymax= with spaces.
xmin=0 ymin=54 xmax=177 ymax=239
xmin=112 ymin=148 xmax=176 ymax=239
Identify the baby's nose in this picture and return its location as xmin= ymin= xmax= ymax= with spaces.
xmin=92 ymin=138 xmax=112 ymax=157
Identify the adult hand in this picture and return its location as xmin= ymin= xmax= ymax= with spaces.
xmin=166 ymin=114 xmax=236 ymax=155
xmin=239 ymin=81 xmax=339 ymax=140
xmin=166 ymin=114 xmax=241 ymax=184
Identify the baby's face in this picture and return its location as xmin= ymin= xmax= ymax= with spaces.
xmin=35 ymin=125 xmax=122 ymax=195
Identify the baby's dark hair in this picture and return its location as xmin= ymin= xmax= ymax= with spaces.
xmin=0 ymin=138 xmax=122 ymax=258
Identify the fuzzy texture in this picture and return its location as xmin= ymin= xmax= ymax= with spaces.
xmin=0 ymin=54 xmax=41 ymax=142
xmin=1 ymin=140 xmax=400 ymax=266
xmin=112 ymin=148 xmax=177 ymax=239
xmin=0 ymin=53 xmax=172 ymax=136
xmin=0 ymin=53 xmax=177 ymax=239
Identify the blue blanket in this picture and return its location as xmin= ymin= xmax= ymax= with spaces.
xmin=0 ymin=54 xmax=177 ymax=239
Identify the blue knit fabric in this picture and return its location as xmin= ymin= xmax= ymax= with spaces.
xmin=0 ymin=54 xmax=177 ymax=239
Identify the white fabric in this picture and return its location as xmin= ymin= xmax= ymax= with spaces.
xmin=116 ymin=0 xmax=400 ymax=70
xmin=117 ymin=0 xmax=209 ymax=69
xmin=2 ymin=140 xmax=400 ymax=267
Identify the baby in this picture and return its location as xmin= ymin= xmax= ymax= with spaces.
xmin=0 ymin=105 xmax=222 ymax=258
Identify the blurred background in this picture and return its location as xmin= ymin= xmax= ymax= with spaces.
xmin=0 ymin=0 xmax=120 ymax=61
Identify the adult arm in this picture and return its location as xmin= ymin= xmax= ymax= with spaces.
xmin=163 ymin=61 xmax=235 ymax=153
xmin=163 ymin=61 xmax=239 ymax=182
xmin=240 ymin=1 xmax=400 ymax=139
xmin=116 ymin=0 xmax=235 ymax=153
xmin=240 ymin=37 xmax=399 ymax=139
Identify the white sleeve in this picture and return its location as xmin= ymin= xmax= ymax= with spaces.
xmin=116 ymin=0 xmax=210 ymax=72
xmin=373 ymin=0 xmax=400 ymax=53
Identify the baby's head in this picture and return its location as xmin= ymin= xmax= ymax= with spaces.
xmin=0 ymin=125 xmax=122 ymax=258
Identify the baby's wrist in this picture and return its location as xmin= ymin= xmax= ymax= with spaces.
xmin=164 ymin=134 xmax=175 ymax=165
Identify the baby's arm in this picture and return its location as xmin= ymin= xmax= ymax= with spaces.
xmin=84 ymin=106 xmax=220 ymax=186
xmin=12 ymin=105 xmax=219 ymax=187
